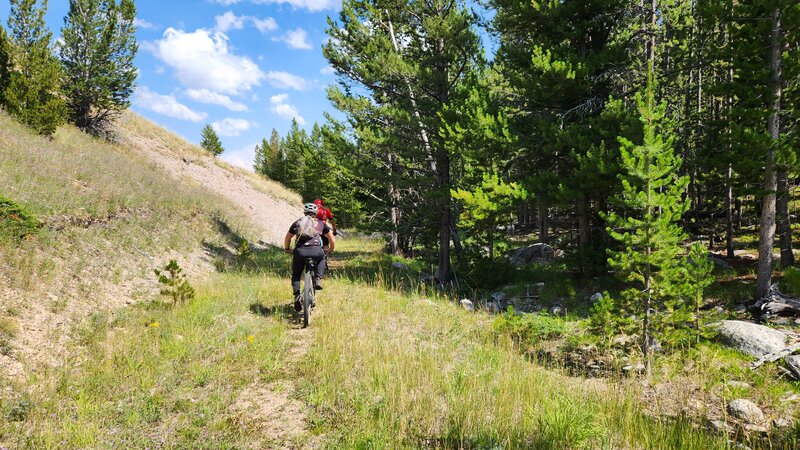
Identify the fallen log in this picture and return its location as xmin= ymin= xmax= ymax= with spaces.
xmin=754 ymin=284 xmax=800 ymax=319
xmin=751 ymin=341 xmax=800 ymax=369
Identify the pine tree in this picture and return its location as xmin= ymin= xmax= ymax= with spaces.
xmin=1 ymin=0 xmax=66 ymax=136
xmin=59 ymin=0 xmax=138 ymax=136
xmin=200 ymin=124 xmax=224 ymax=157
xmin=602 ymin=75 xmax=689 ymax=373
xmin=253 ymin=137 xmax=271 ymax=176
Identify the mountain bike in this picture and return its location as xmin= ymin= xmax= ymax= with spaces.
xmin=300 ymin=257 xmax=316 ymax=328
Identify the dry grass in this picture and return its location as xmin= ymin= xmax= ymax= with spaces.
xmin=116 ymin=111 xmax=301 ymax=205
xmin=0 ymin=109 xmax=256 ymax=376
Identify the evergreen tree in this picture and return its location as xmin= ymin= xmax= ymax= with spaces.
xmin=325 ymin=0 xmax=482 ymax=283
xmin=200 ymin=124 xmax=224 ymax=157
xmin=267 ymin=128 xmax=281 ymax=177
xmin=59 ymin=0 xmax=138 ymax=136
xmin=253 ymin=137 xmax=271 ymax=176
xmin=281 ymin=119 xmax=310 ymax=193
xmin=602 ymin=75 xmax=689 ymax=373
xmin=1 ymin=0 xmax=66 ymax=136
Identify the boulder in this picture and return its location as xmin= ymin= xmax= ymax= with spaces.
xmin=508 ymin=243 xmax=555 ymax=266
xmin=708 ymin=254 xmax=733 ymax=270
xmin=549 ymin=305 xmax=563 ymax=316
xmin=590 ymin=292 xmax=603 ymax=304
xmin=391 ymin=261 xmax=408 ymax=271
xmin=491 ymin=291 xmax=507 ymax=303
xmin=460 ymin=299 xmax=474 ymax=311
xmin=785 ymin=355 xmax=800 ymax=380
xmin=727 ymin=399 xmax=764 ymax=424
xmin=486 ymin=301 xmax=501 ymax=314
xmin=714 ymin=320 xmax=788 ymax=358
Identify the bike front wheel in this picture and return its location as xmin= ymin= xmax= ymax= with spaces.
xmin=303 ymin=268 xmax=313 ymax=328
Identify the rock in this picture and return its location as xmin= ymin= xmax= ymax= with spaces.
xmin=727 ymin=399 xmax=764 ymax=424
xmin=743 ymin=424 xmax=768 ymax=434
xmin=391 ymin=262 xmax=408 ymax=271
xmin=460 ymin=299 xmax=474 ymax=311
xmin=549 ymin=305 xmax=563 ymax=316
xmin=508 ymin=243 xmax=555 ymax=266
xmin=534 ymin=282 xmax=545 ymax=289
xmin=773 ymin=417 xmax=793 ymax=429
xmin=708 ymin=254 xmax=733 ymax=270
xmin=784 ymin=355 xmax=800 ymax=380
xmin=735 ymin=304 xmax=747 ymax=313
xmin=622 ymin=363 xmax=646 ymax=374
xmin=590 ymin=292 xmax=603 ymax=303
xmin=780 ymin=393 xmax=800 ymax=403
xmin=727 ymin=381 xmax=751 ymax=390
xmin=710 ymin=419 xmax=731 ymax=433
xmin=491 ymin=291 xmax=507 ymax=303
xmin=486 ymin=301 xmax=501 ymax=314
xmin=420 ymin=272 xmax=432 ymax=284
xmin=714 ymin=320 xmax=788 ymax=358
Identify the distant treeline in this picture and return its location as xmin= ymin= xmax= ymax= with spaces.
xmin=0 ymin=0 xmax=138 ymax=137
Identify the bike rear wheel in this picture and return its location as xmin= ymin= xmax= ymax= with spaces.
xmin=303 ymin=264 xmax=313 ymax=328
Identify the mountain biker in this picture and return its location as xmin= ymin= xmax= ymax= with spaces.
xmin=284 ymin=203 xmax=335 ymax=312
xmin=313 ymin=198 xmax=336 ymax=254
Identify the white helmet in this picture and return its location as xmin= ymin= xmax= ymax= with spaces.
xmin=303 ymin=203 xmax=318 ymax=215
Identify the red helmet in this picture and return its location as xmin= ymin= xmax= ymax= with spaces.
xmin=314 ymin=199 xmax=324 ymax=206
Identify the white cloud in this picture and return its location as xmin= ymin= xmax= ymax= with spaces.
xmin=320 ymin=65 xmax=335 ymax=75
xmin=152 ymin=28 xmax=264 ymax=95
xmin=253 ymin=0 xmax=337 ymax=12
xmin=185 ymin=88 xmax=249 ymax=112
xmin=252 ymin=17 xmax=278 ymax=33
xmin=221 ymin=142 xmax=258 ymax=170
xmin=134 ymin=86 xmax=207 ymax=122
xmin=265 ymin=71 xmax=309 ymax=90
xmin=214 ymin=11 xmax=276 ymax=34
xmin=215 ymin=11 xmax=246 ymax=33
xmin=211 ymin=0 xmax=242 ymax=4
xmin=211 ymin=118 xmax=255 ymax=136
xmin=275 ymin=28 xmax=312 ymax=50
xmin=134 ymin=18 xmax=156 ymax=30
xmin=270 ymin=93 xmax=305 ymax=125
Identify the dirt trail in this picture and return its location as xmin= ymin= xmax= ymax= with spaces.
xmin=233 ymin=321 xmax=317 ymax=449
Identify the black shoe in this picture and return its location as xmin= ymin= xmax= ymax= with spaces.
xmin=314 ymin=278 xmax=323 ymax=291
xmin=293 ymin=293 xmax=302 ymax=312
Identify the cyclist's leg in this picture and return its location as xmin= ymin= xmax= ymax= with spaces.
xmin=311 ymin=247 xmax=325 ymax=289
xmin=320 ymin=234 xmax=329 ymax=278
xmin=291 ymin=251 xmax=304 ymax=295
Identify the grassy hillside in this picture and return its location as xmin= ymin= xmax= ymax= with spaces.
xmin=0 ymin=110 xmax=296 ymax=379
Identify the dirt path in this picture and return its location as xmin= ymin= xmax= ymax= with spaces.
xmin=232 ymin=315 xmax=318 ymax=449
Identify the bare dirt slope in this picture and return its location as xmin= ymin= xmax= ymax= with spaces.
xmin=116 ymin=112 xmax=301 ymax=246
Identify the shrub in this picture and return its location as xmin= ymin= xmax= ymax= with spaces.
xmin=0 ymin=196 xmax=39 ymax=241
xmin=154 ymin=260 xmax=195 ymax=306
xmin=782 ymin=267 xmax=800 ymax=297
xmin=492 ymin=308 xmax=567 ymax=345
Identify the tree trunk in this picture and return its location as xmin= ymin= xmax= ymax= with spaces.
xmin=726 ymin=164 xmax=735 ymax=258
xmin=577 ymin=194 xmax=591 ymax=273
xmin=757 ymin=7 xmax=781 ymax=298
xmin=777 ymin=170 xmax=794 ymax=267
xmin=539 ymin=203 xmax=549 ymax=244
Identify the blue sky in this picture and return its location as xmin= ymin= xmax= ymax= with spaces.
xmin=0 ymin=0 xmax=342 ymax=169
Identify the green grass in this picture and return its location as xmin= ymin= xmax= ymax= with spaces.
xmin=0 ymin=275 xmax=293 ymax=449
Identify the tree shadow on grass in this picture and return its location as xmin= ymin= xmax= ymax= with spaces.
xmin=204 ymin=216 xmax=291 ymax=277
xmin=249 ymin=302 xmax=309 ymax=328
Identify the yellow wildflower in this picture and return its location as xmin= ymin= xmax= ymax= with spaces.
xmin=150 ymin=321 xmax=159 ymax=328
xmin=247 ymin=335 xmax=255 ymax=343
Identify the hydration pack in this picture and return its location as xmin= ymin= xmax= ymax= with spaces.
xmin=296 ymin=216 xmax=320 ymax=239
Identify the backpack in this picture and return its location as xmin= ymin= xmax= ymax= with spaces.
xmin=296 ymin=216 xmax=320 ymax=239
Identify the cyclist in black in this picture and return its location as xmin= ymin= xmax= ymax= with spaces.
xmin=284 ymin=203 xmax=335 ymax=311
